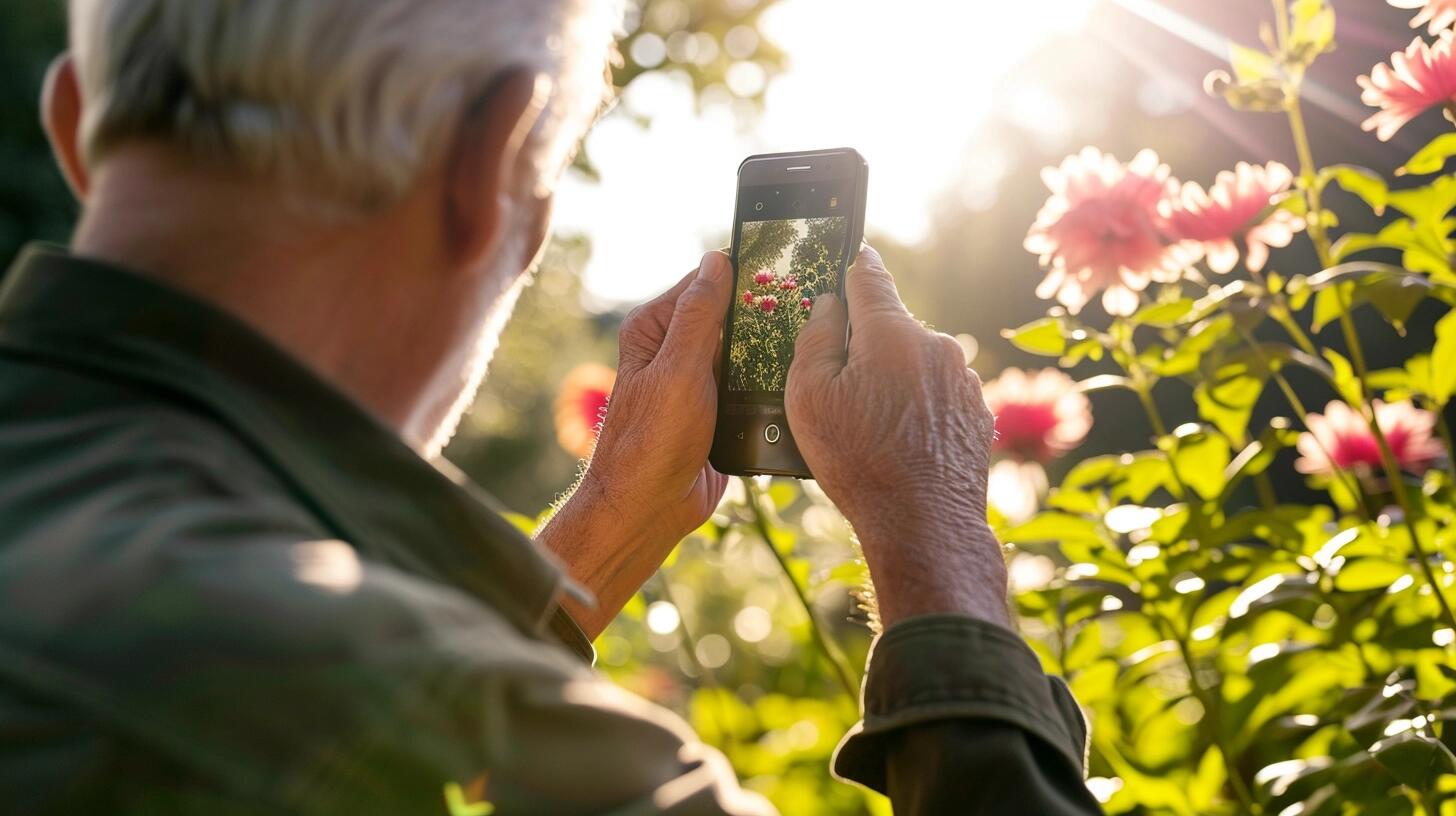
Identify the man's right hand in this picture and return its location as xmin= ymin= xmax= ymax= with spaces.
xmin=785 ymin=246 xmax=1010 ymax=630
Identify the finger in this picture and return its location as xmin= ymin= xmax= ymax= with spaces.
xmin=844 ymin=245 xmax=913 ymax=338
xmin=787 ymin=291 xmax=848 ymax=389
xmin=658 ymin=250 xmax=732 ymax=369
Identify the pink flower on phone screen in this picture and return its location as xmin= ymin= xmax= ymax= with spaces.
xmin=753 ymin=271 xmax=774 ymax=286
xmin=983 ymin=368 xmax=1091 ymax=462
xmin=780 ymin=277 xmax=799 ymax=290
xmin=742 ymin=290 xmax=756 ymax=306
xmin=800 ymin=297 xmax=813 ymax=310
xmin=759 ymin=295 xmax=778 ymax=313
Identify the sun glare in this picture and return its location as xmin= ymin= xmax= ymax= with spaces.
xmin=554 ymin=0 xmax=1099 ymax=308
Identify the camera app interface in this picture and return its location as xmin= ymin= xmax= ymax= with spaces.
xmin=727 ymin=214 xmax=849 ymax=393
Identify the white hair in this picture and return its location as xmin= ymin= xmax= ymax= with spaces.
xmin=68 ymin=0 xmax=622 ymax=209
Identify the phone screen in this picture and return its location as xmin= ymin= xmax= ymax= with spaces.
xmin=726 ymin=183 xmax=852 ymax=397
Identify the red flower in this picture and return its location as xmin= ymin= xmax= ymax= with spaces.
xmin=800 ymin=297 xmax=813 ymax=310
xmin=753 ymin=271 xmax=774 ymax=286
xmin=983 ymin=368 xmax=1092 ymax=463
xmin=554 ymin=363 xmax=616 ymax=459
xmin=759 ymin=295 xmax=778 ymax=313
xmin=742 ymin=290 xmax=757 ymax=306
xmin=779 ymin=276 xmax=799 ymax=290
xmin=1296 ymin=400 xmax=1443 ymax=479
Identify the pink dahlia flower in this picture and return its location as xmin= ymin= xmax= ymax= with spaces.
xmin=779 ymin=276 xmax=799 ymax=291
xmin=1025 ymin=147 xmax=1187 ymax=316
xmin=983 ymin=367 xmax=1092 ymax=462
xmin=1295 ymin=400 xmax=1443 ymax=479
xmin=1163 ymin=162 xmax=1304 ymax=274
xmin=753 ymin=270 xmax=774 ymax=286
xmin=1390 ymin=0 xmax=1456 ymax=35
xmin=800 ymin=296 xmax=813 ymax=310
xmin=759 ymin=295 xmax=778 ymax=313
xmin=742 ymin=290 xmax=756 ymax=306
xmin=1359 ymin=33 xmax=1456 ymax=141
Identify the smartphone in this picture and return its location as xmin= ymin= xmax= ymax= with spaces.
xmin=710 ymin=148 xmax=868 ymax=479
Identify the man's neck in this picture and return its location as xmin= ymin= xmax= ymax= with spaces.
xmin=70 ymin=144 xmax=467 ymax=451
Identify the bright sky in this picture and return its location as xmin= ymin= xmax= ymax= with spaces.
xmin=553 ymin=0 xmax=1098 ymax=309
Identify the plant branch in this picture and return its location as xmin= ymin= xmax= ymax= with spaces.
xmin=744 ymin=479 xmax=861 ymax=701
xmin=1280 ymin=68 xmax=1456 ymax=635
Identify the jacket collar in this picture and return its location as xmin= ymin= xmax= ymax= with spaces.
xmin=0 ymin=244 xmax=569 ymax=636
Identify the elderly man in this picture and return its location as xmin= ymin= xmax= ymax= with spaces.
xmin=0 ymin=1 xmax=1100 ymax=814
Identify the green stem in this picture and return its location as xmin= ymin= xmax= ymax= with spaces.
xmin=1230 ymin=322 xmax=1372 ymax=522
xmin=1431 ymin=399 xmax=1456 ymax=482
xmin=1282 ymin=75 xmax=1456 ymax=635
xmin=745 ymin=480 xmax=860 ymax=702
xmin=1171 ymin=621 xmax=1260 ymax=814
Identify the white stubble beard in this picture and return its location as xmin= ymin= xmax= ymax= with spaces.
xmin=414 ymin=247 xmax=539 ymax=461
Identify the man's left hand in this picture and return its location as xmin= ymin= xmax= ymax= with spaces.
xmin=536 ymin=251 xmax=732 ymax=638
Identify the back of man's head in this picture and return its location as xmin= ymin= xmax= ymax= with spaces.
xmin=66 ymin=0 xmax=621 ymax=211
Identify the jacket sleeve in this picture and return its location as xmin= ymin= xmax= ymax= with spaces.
xmin=833 ymin=614 xmax=1104 ymax=815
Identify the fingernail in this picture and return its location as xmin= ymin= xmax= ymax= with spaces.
xmin=699 ymin=251 xmax=727 ymax=282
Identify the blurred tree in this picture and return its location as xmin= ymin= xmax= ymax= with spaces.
xmin=737 ymin=218 xmax=796 ymax=274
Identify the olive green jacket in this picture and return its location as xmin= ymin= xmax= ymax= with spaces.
xmin=0 ymin=246 xmax=1101 ymax=815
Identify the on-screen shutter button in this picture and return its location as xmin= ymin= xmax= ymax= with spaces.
xmin=763 ymin=424 xmax=782 ymax=444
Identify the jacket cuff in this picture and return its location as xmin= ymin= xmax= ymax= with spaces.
xmin=832 ymin=614 xmax=1087 ymax=791
xmin=546 ymin=606 xmax=596 ymax=665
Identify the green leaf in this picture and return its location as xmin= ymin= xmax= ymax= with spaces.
xmin=1230 ymin=42 xmax=1279 ymax=84
xmin=1000 ymin=511 xmax=1103 ymax=545
xmin=1114 ymin=454 xmax=1176 ymax=503
xmin=1370 ymin=731 xmax=1456 ymax=791
xmin=1322 ymin=349 xmax=1363 ymax=405
xmin=768 ymin=481 xmax=799 ymax=511
xmin=1287 ymin=0 xmax=1336 ymax=65
xmin=1320 ymin=165 xmax=1388 ymax=215
xmin=1002 ymin=318 xmax=1067 ymax=356
xmin=1431 ymin=309 xmax=1456 ymax=403
xmin=1400 ymin=132 xmax=1456 ymax=177
xmin=1195 ymin=371 xmax=1265 ymax=441
xmin=1333 ymin=558 xmax=1409 ymax=592
xmin=1311 ymin=285 xmax=1347 ymax=333
xmin=1221 ymin=423 xmax=1302 ymax=502
xmin=1132 ymin=298 xmax=1195 ymax=328
xmin=1169 ymin=428 xmax=1232 ymax=501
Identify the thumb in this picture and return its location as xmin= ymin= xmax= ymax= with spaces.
xmin=658 ymin=250 xmax=732 ymax=368
xmin=787 ymin=292 xmax=848 ymax=391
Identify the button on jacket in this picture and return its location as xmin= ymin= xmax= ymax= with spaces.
xmin=0 ymin=246 xmax=1102 ymax=814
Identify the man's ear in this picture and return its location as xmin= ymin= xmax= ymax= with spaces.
xmin=443 ymin=70 xmax=554 ymax=268
xmin=41 ymin=53 xmax=89 ymax=201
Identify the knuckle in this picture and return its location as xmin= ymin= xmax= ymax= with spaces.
xmin=620 ymin=305 xmax=648 ymax=336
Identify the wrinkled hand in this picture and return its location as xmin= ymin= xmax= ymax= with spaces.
xmin=539 ymin=252 xmax=731 ymax=637
xmin=785 ymin=246 xmax=1009 ymax=629
xmin=588 ymin=251 xmax=732 ymax=537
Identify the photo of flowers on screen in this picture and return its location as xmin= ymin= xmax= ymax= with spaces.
xmin=727 ymin=216 xmax=849 ymax=392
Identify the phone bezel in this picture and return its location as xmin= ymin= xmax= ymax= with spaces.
xmin=710 ymin=148 xmax=867 ymax=479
